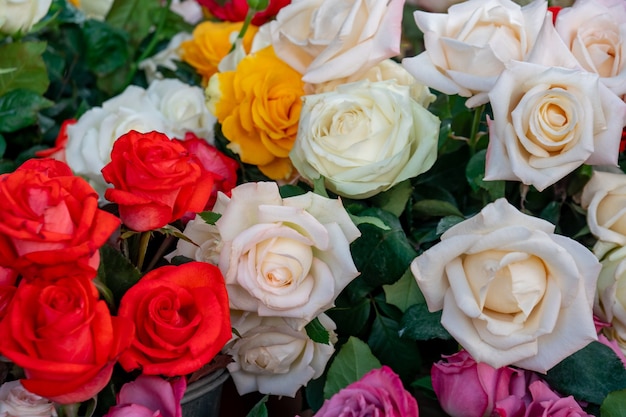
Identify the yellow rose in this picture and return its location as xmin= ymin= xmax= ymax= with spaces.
xmin=180 ymin=21 xmax=258 ymax=85
xmin=206 ymin=46 xmax=304 ymax=180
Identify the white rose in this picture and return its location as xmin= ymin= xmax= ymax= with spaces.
xmin=411 ymin=198 xmax=600 ymax=372
xmin=484 ymin=17 xmax=626 ymax=191
xmin=0 ymin=0 xmax=51 ymax=34
xmin=306 ymin=59 xmax=436 ymax=108
xmin=581 ymin=170 xmax=626 ymax=248
xmin=139 ymin=32 xmax=192 ymax=83
xmin=290 ymin=80 xmax=439 ymax=199
xmin=402 ymin=0 xmax=547 ymax=108
xmin=174 ymin=182 xmax=361 ymax=329
xmin=0 ymin=381 xmax=56 ymax=417
xmin=225 ymin=312 xmax=336 ymax=397
xmin=554 ymin=0 xmax=626 ymax=95
xmin=595 ymin=246 xmax=626 ymax=353
xmin=166 ymin=216 xmax=222 ymax=265
xmin=269 ymin=0 xmax=405 ymax=84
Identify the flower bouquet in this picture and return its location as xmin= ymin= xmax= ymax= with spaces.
xmin=2 ymin=0 xmax=626 ymax=416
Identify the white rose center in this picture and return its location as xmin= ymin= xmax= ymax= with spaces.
xmin=463 ymin=250 xmax=547 ymax=317
xmin=255 ymin=237 xmax=313 ymax=290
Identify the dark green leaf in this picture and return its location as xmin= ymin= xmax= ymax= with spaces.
xmin=199 ymin=211 xmax=222 ymax=225
xmin=601 ymin=389 xmax=626 ymax=417
xmin=399 ymin=303 xmax=452 ymax=341
xmin=466 ymin=149 xmax=505 ymax=199
xmin=327 ymin=295 xmax=371 ymax=338
xmin=170 ymin=255 xmax=194 ymax=265
xmin=323 ymin=337 xmax=381 ymax=399
xmin=539 ymin=201 xmax=561 ymax=225
xmin=413 ymin=199 xmax=463 ymax=218
xmin=369 ymin=180 xmax=413 ymax=217
xmin=305 ymin=317 xmax=331 ymax=345
xmin=0 ymin=133 xmax=5 ymax=158
xmin=106 ymin=0 xmax=162 ymax=47
xmin=435 ymin=215 xmax=465 ymax=235
xmin=0 ymin=89 xmax=53 ymax=132
xmin=245 ymin=396 xmax=269 ymax=417
xmin=0 ymin=42 xmax=49 ymax=96
xmin=544 ymin=341 xmax=626 ymax=404
xmin=97 ymin=244 xmax=142 ymax=307
xmin=383 ymin=268 xmax=425 ymax=312
xmin=305 ymin=375 xmax=326 ymax=413
xmin=279 ymin=184 xmax=307 ymax=198
xmin=82 ymin=20 xmax=129 ymax=75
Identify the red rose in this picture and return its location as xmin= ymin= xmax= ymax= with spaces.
xmin=178 ymin=133 xmax=239 ymax=210
xmin=0 ymin=266 xmax=17 ymax=321
xmin=198 ymin=0 xmax=291 ymax=25
xmin=102 ymin=130 xmax=214 ymax=232
xmin=0 ymin=158 xmax=120 ymax=281
xmin=117 ymin=262 xmax=231 ymax=377
xmin=0 ymin=276 xmax=134 ymax=404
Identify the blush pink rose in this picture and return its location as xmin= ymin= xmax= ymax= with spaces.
xmin=524 ymin=380 xmax=592 ymax=417
xmin=312 ymin=366 xmax=418 ymax=417
xmin=104 ymin=375 xmax=186 ymax=417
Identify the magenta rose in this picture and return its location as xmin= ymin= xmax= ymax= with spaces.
xmin=312 ymin=366 xmax=418 ymax=417
xmin=104 ymin=375 xmax=186 ymax=417
xmin=524 ymin=380 xmax=592 ymax=417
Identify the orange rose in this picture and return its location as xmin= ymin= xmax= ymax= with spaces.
xmin=0 ymin=276 xmax=134 ymax=404
xmin=180 ymin=20 xmax=258 ymax=85
xmin=206 ymin=46 xmax=304 ymax=180
xmin=117 ymin=262 xmax=231 ymax=377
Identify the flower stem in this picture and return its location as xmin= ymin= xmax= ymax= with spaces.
xmin=56 ymin=403 xmax=81 ymax=417
xmin=468 ymin=104 xmax=486 ymax=155
xmin=136 ymin=231 xmax=152 ymax=271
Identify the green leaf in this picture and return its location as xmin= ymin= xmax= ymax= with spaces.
xmin=370 ymin=180 xmax=413 ymax=217
xmin=0 ymin=89 xmax=53 ymax=132
xmin=323 ymin=337 xmax=381 ymax=399
xmin=199 ymin=211 xmax=222 ymax=225
xmin=327 ymin=295 xmax=371 ymax=338
xmin=170 ymin=255 xmax=194 ymax=265
xmin=0 ymin=42 xmax=49 ymax=96
xmin=97 ymin=244 xmax=142 ymax=307
xmin=399 ymin=303 xmax=452 ymax=341
xmin=601 ymin=389 xmax=626 ymax=417
xmin=465 ymin=149 xmax=505 ymax=199
xmin=544 ymin=341 xmax=626 ymax=404
xmin=305 ymin=317 xmax=331 ymax=345
xmin=106 ymin=0 xmax=162 ymax=47
xmin=82 ymin=19 xmax=130 ymax=75
xmin=367 ymin=313 xmax=421 ymax=383
xmin=0 ymin=133 xmax=5 ymax=158
xmin=245 ymin=396 xmax=269 ymax=417
xmin=413 ymin=199 xmax=463 ymax=218
xmin=383 ymin=268 xmax=425 ymax=312
xmin=436 ymin=215 xmax=465 ymax=236
xmin=305 ymin=376 xmax=326 ymax=413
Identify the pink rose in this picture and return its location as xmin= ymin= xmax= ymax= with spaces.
xmin=312 ymin=366 xmax=418 ymax=417
xmin=104 ymin=375 xmax=186 ymax=417
xmin=524 ymin=380 xmax=592 ymax=417
xmin=432 ymin=351 xmax=532 ymax=417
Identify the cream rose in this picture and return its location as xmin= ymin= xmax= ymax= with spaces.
xmin=0 ymin=0 xmax=51 ymax=34
xmin=402 ymin=0 xmax=547 ymax=108
xmin=0 ymin=381 xmax=57 ymax=417
xmin=65 ymin=79 xmax=215 ymax=197
xmin=290 ymin=80 xmax=439 ymax=199
xmin=554 ymin=0 xmax=626 ymax=96
xmin=269 ymin=0 xmax=405 ymax=84
xmin=594 ymin=246 xmax=626 ymax=354
xmin=484 ymin=17 xmax=626 ymax=192
xmin=170 ymin=182 xmax=361 ymax=329
xmin=411 ymin=198 xmax=600 ymax=372
xmin=581 ymin=170 xmax=626 ymax=248
xmin=225 ymin=312 xmax=336 ymax=397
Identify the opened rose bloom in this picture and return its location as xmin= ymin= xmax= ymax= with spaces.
xmin=104 ymin=375 xmax=186 ymax=417
xmin=170 ymin=181 xmax=361 ymax=329
xmin=411 ymin=198 xmax=600 ymax=372
xmin=197 ymin=0 xmax=291 ymax=25
xmin=225 ymin=312 xmax=336 ymax=397
xmin=581 ymin=170 xmax=626 ymax=248
xmin=312 ymin=366 xmax=418 ymax=417
xmin=102 ymin=130 xmax=214 ymax=232
xmin=0 ymin=0 xmax=51 ymax=34
xmin=594 ymin=246 xmax=626 ymax=353
xmin=484 ymin=17 xmax=626 ymax=191
xmin=290 ymin=80 xmax=439 ymax=199
xmin=0 ymin=275 xmax=134 ymax=404
xmin=0 ymin=380 xmax=57 ymax=417
xmin=0 ymin=158 xmax=119 ymax=281
xmin=269 ymin=0 xmax=405 ymax=84
xmin=117 ymin=262 xmax=231 ymax=377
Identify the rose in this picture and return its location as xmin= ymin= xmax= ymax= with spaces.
xmin=104 ymin=375 xmax=186 ymax=417
xmin=65 ymin=79 xmax=215 ymax=197
xmin=0 ymin=0 xmax=51 ymax=34
xmin=170 ymin=181 xmax=361 ymax=329
xmin=402 ymin=0 xmax=547 ymax=108
xmin=0 ymin=267 xmax=17 ymax=321
xmin=139 ymin=33 xmax=192 ymax=83
xmin=312 ymin=366 xmax=418 ymax=417
xmin=290 ymin=80 xmax=439 ymax=199
xmin=524 ymin=380 xmax=592 ymax=417
xmin=117 ymin=262 xmax=231 ymax=377
xmin=101 ymin=130 xmax=214 ymax=232
xmin=0 ymin=275 xmax=134 ymax=404
xmin=594 ymin=246 xmax=626 ymax=352
xmin=581 ymin=170 xmax=626 ymax=248
xmin=269 ymin=0 xmax=405 ymax=84
xmin=0 ymin=381 xmax=56 ymax=417
xmin=484 ymin=17 xmax=626 ymax=192
xmin=206 ymin=46 xmax=304 ymax=180
xmin=431 ymin=350 xmax=532 ymax=417
xmin=554 ymin=0 xmax=626 ymax=95
xmin=225 ymin=312 xmax=336 ymax=397
xmin=180 ymin=21 xmax=258 ymax=85
xmin=0 ymin=158 xmax=120 ymax=281
xmin=411 ymin=198 xmax=600 ymax=372
xmin=197 ymin=0 xmax=291 ymax=25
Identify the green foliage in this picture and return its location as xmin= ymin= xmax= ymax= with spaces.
xmin=97 ymin=244 xmax=142 ymax=310
xmin=244 ymin=396 xmax=269 ymax=417
xmin=305 ymin=317 xmax=331 ymax=345
xmin=323 ymin=337 xmax=381 ymax=399
xmin=399 ymin=303 xmax=452 ymax=341
xmin=0 ymin=42 xmax=49 ymax=96
xmin=0 ymin=90 xmax=53 ymax=132
xmin=383 ymin=268 xmax=425 ymax=312
xmin=601 ymin=390 xmax=626 ymax=417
